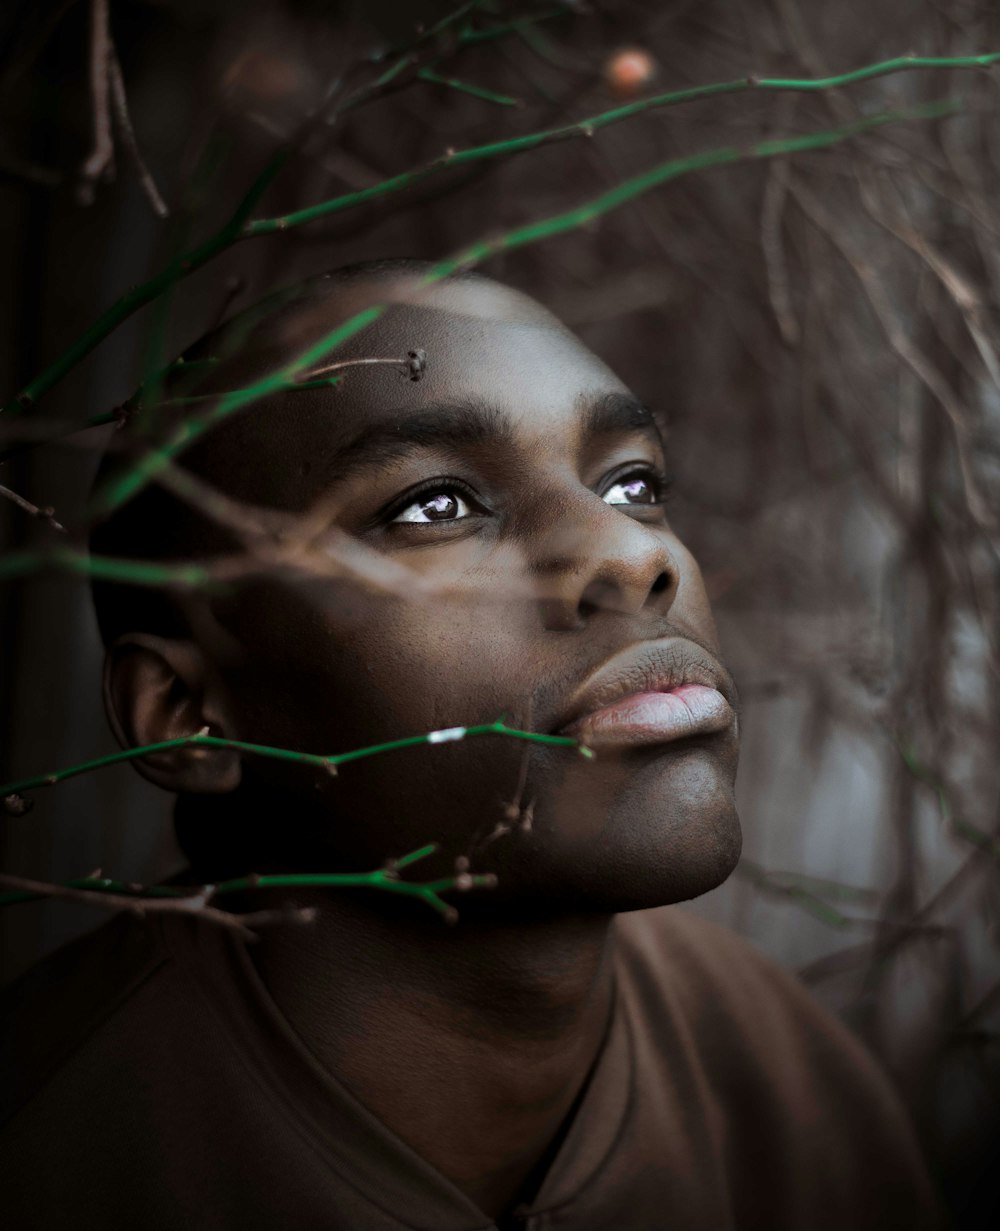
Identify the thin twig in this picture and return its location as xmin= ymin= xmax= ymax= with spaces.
xmin=5 ymin=52 xmax=997 ymax=416
xmin=790 ymin=173 xmax=996 ymax=534
xmin=0 ymin=719 xmax=592 ymax=804
xmin=0 ymin=845 xmax=499 ymax=928
xmin=417 ymin=67 xmax=523 ymax=107
xmin=0 ymin=154 xmax=61 ymax=189
xmin=0 ymin=483 xmax=65 ymax=531
xmin=91 ymin=98 xmax=962 ymax=518
xmin=0 ymin=872 xmax=310 ymax=939
xmin=295 ymin=351 xmax=427 ymax=382
xmin=107 ymin=42 xmax=169 ymax=218
xmin=78 ymin=0 xmax=113 ymax=204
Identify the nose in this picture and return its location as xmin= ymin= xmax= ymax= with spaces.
xmin=531 ymin=495 xmax=680 ymax=632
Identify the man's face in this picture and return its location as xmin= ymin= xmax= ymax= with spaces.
xmin=201 ymin=274 xmax=740 ymax=912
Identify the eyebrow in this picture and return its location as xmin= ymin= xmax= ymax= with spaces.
xmin=582 ymin=392 xmax=659 ymax=438
xmin=325 ymin=398 xmax=513 ymax=475
xmin=326 ymin=391 xmax=659 ymax=476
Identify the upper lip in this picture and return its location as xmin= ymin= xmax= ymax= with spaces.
xmin=554 ymin=637 xmax=737 ymax=734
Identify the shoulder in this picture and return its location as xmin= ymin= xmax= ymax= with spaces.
xmin=0 ymin=912 xmax=169 ymax=1126
xmin=613 ymin=904 xmax=892 ymax=1094
xmin=615 ymin=903 xmax=868 ymax=1065
xmin=614 ymin=906 xmax=943 ymax=1224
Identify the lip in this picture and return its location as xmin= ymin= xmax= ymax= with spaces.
xmin=555 ymin=637 xmax=737 ymax=749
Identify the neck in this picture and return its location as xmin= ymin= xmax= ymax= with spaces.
xmin=248 ymin=889 xmax=617 ymax=1219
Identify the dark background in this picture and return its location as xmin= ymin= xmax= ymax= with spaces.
xmin=1 ymin=1 xmax=998 ymax=1225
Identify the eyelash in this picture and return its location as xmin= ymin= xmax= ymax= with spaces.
xmin=380 ymin=464 xmax=674 ymax=527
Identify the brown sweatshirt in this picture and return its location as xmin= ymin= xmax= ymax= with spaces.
xmin=0 ymin=902 xmax=943 ymax=1230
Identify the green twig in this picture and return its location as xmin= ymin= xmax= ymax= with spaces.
xmin=893 ymin=735 xmax=1000 ymax=857
xmin=0 ymin=545 xmax=221 ymax=589
xmin=417 ymin=67 xmax=522 ymax=106
xmin=0 ymin=843 xmax=498 ymax=922
xmin=737 ymin=858 xmax=877 ymax=929
xmin=243 ymin=56 xmax=995 ymax=237
xmin=0 ymin=719 xmax=593 ymax=802
xmin=455 ymin=7 xmax=569 ymax=48
xmin=91 ymin=96 xmax=961 ymax=517
xmin=4 ymin=52 xmax=995 ymax=418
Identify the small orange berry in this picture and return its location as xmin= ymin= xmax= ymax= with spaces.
xmin=606 ymin=48 xmax=657 ymax=97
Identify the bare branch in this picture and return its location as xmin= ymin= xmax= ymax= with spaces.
xmin=77 ymin=0 xmax=113 ymax=204
xmin=0 ymin=872 xmax=314 ymax=940
xmin=107 ymin=42 xmax=169 ymax=218
xmin=0 ymin=483 xmax=65 ymax=532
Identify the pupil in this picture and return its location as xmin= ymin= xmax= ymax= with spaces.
xmin=625 ymin=478 xmax=651 ymax=502
xmin=424 ymin=493 xmax=458 ymax=519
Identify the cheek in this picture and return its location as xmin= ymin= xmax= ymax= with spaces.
xmin=211 ymin=576 xmax=541 ymax=750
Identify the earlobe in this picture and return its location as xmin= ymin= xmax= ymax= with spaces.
xmin=103 ymin=633 xmax=242 ymax=794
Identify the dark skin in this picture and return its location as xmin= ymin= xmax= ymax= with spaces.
xmin=104 ymin=273 xmax=741 ymax=1219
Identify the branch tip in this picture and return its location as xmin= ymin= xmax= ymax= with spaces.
xmin=3 ymin=793 xmax=33 ymax=817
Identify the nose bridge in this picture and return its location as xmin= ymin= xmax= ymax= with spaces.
xmin=529 ymin=484 xmax=677 ymax=628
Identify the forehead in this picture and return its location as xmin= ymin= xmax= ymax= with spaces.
xmin=194 ymin=276 xmax=635 ymax=502
xmin=282 ymin=276 xmax=627 ymax=424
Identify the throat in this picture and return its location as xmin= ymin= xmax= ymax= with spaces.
xmin=247 ymin=894 xmax=617 ymax=1218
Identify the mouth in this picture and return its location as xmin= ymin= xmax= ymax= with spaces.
xmin=554 ymin=638 xmax=737 ymax=750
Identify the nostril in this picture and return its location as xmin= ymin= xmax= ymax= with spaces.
xmin=578 ymin=579 xmax=619 ymax=620
xmin=650 ymin=571 xmax=670 ymax=595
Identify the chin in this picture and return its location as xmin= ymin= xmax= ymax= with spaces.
xmin=485 ymin=742 xmax=743 ymax=914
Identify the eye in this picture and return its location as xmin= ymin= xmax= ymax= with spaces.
xmin=390 ymin=486 xmax=477 ymax=524
xmin=602 ymin=470 xmax=663 ymax=506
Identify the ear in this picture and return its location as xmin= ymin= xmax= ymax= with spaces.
xmin=103 ymin=633 xmax=242 ymax=794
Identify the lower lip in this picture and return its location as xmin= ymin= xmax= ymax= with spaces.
xmin=564 ymin=684 xmax=734 ymax=748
